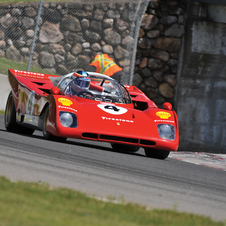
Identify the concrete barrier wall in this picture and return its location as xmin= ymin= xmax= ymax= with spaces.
xmin=176 ymin=1 xmax=226 ymax=153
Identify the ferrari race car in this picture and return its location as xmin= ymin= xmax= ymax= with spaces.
xmin=4 ymin=69 xmax=179 ymax=159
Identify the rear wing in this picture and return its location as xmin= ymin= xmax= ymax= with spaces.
xmin=8 ymin=69 xmax=60 ymax=95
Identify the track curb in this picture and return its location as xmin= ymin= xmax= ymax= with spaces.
xmin=169 ymin=152 xmax=226 ymax=171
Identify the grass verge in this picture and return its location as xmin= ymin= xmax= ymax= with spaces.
xmin=0 ymin=57 xmax=55 ymax=75
xmin=0 ymin=176 xmax=224 ymax=226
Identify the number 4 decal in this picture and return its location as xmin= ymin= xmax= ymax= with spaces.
xmin=97 ymin=104 xmax=128 ymax=115
xmin=104 ymin=105 xmax=120 ymax=112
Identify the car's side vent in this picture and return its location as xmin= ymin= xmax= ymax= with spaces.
xmin=39 ymin=88 xmax=51 ymax=94
xmin=32 ymin=82 xmax=45 ymax=86
xmin=133 ymin=101 xmax=149 ymax=111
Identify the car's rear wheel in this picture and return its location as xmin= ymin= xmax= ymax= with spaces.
xmin=43 ymin=106 xmax=67 ymax=142
xmin=5 ymin=91 xmax=34 ymax=135
xmin=144 ymin=148 xmax=170 ymax=159
xmin=111 ymin=143 xmax=140 ymax=153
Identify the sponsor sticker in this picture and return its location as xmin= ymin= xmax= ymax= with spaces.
xmin=14 ymin=70 xmax=45 ymax=79
xmin=154 ymin=120 xmax=174 ymax=123
xmin=156 ymin=111 xmax=171 ymax=119
xmin=102 ymin=116 xmax=134 ymax=123
xmin=58 ymin=98 xmax=73 ymax=106
xmin=97 ymin=104 xmax=127 ymax=115
xmin=58 ymin=105 xmax=77 ymax=112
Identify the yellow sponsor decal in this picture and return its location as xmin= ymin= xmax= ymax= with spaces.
xmin=156 ymin=111 xmax=171 ymax=119
xmin=58 ymin=98 xmax=73 ymax=106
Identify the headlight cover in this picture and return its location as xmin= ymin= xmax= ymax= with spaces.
xmin=59 ymin=111 xmax=77 ymax=128
xmin=157 ymin=124 xmax=175 ymax=140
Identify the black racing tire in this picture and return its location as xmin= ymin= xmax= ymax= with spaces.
xmin=144 ymin=148 xmax=170 ymax=160
xmin=5 ymin=91 xmax=18 ymax=132
xmin=4 ymin=91 xmax=34 ymax=135
xmin=43 ymin=106 xmax=67 ymax=142
xmin=111 ymin=143 xmax=140 ymax=153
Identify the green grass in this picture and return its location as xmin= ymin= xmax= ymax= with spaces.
xmin=0 ymin=176 xmax=224 ymax=226
xmin=0 ymin=57 xmax=55 ymax=75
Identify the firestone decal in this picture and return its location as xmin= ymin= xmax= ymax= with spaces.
xmin=58 ymin=98 xmax=73 ymax=106
xmin=14 ymin=70 xmax=45 ymax=79
xmin=15 ymin=70 xmax=44 ymax=75
xmin=156 ymin=111 xmax=171 ymax=119
xmin=154 ymin=120 xmax=174 ymax=123
xmin=102 ymin=116 xmax=134 ymax=123
xmin=58 ymin=105 xmax=77 ymax=112
xmin=97 ymin=104 xmax=127 ymax=115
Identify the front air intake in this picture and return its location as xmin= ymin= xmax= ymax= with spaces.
xmin=82 ymin=133 xmax=156 ymax=147
xmin=82 ymin=133 xmax=98 ymax=139
xmin=99 ymin=135 xmax=138 ymax=143
xmin=140 ymin=140 xmax=156 ymax=146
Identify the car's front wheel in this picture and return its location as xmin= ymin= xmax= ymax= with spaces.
xmin=144 ymin=148 xmax=170 ymax=159
xmin=43 ymin=106 xmax=67 ymax=142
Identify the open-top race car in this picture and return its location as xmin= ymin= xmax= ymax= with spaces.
xmin=4 ymin=69 xmax=179 ymax=159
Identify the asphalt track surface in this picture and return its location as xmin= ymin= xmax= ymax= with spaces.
xmin=0 ymin=115 xmax=226 ymax=221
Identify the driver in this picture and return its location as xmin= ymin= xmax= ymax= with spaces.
xmin=70 ymin=71 xmax=91 ymax=95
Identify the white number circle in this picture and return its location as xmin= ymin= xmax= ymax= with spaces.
xmin=97 ymin=104 xmax=128 ymax=115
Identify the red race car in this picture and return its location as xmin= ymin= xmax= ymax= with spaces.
xmin=4 ymin=69 xmax=179 ymax=159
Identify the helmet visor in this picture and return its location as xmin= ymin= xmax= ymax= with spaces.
xmin=79 ymin=79 xmax=90 ymax=88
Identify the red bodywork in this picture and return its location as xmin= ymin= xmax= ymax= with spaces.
xmin=7 ymin=69 xmax=179 ymax=152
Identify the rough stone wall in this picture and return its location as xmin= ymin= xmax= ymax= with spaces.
xmin=0 ymin=0 xmax=187 ymax=108
xmin=133 ymin=0 xmax=187 ymax=108
xmin=0 ymin=1 xmax=147 ymax=85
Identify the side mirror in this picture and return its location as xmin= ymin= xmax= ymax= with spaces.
xmin=50 ymin=87 xmax=60 ymax=95
xmin=163 ymin=102 xmax=172 ymax=110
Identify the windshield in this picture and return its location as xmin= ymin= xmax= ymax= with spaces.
xmin=57 ymin=72 xmax=131 ymax=104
